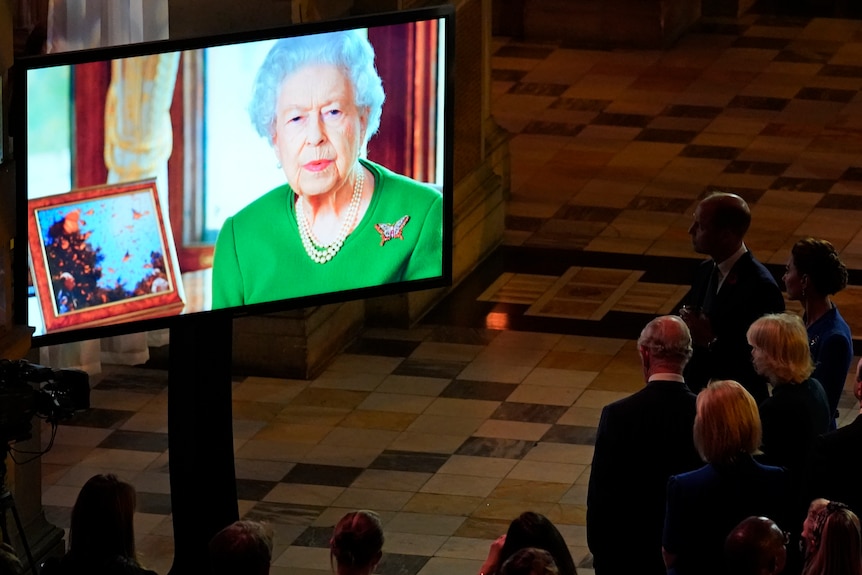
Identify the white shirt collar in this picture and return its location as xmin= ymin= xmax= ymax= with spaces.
xmin=648 ymin=373 xmax=686 ymax=383
xmin=715 ymin=243 xmax=747 ymax=290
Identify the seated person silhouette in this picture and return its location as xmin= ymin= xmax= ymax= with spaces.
xmin=40 ymin=474 xmax=157 ymax=575
xmin=724 ymin=516 xmax=787 ymax=575
xmin=209 ymin=520 xmax=273 ymax=575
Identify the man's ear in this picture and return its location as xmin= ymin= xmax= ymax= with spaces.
xmin=639 ymin=345 xmax=649 ymax=365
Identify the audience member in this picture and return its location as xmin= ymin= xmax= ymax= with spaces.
xmin=330 ymin=510 xmax=384 ymax=575
xmin=680 ymin=191 xmax=784 ymax=403
xmin=805 ymin=357 xmax=862 ymax=519
xmin=40 ymin=474 xmax=156 ymax=575
xmin=801 ymin=499 xmax=830 ymax=560
xmin=0 ymin=543 xmax=23 ymax=575
xmin=724 ymin=516 xmax=787 ymax=575
xmin=783 ymin=237 xmax=851 ymax=430
xmin=587 ymin=315 xmax=701 ymax=575
xmin=499 ymin=548 xmax=559 ymax=575
xmin=663 ymin=380 xmax=792 ymax=575
xmin=209 ymin=520 xmax=273 ymax=575
xmin=800 ymin=500 xmax=862 ymax=575
xmin=747 ymin=313 xmax=831 ymax=475
xmin=480 ymin=512 xmax=576 ymax=575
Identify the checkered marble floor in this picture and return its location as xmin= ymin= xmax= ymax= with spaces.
xmin=38 ymin=11 xmax=862 ymax=575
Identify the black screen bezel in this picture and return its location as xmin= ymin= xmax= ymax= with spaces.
xmin=14 ymin=5 xmax=455 ymax=347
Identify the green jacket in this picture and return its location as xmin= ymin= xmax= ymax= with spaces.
xmin=212 ymin=159 xmax=443 ymax=308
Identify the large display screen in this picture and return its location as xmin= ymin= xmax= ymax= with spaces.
xmin=16 ymin=6 xmax=454 ymax=346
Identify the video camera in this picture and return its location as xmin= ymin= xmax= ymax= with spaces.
xmin=0 ymin=359 xmax=90 ymax=444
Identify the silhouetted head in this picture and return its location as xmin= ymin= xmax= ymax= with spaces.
xmin=784 ymin=237 xmax=847 ymax=301
xmin=209 ymin=520 xmax=273 ymax=575
xmin=689 ymin=192 xmax=750 ymax=261
xmin=724 ymin=516 xmax=787 ymax=575
xmin=500 ymin=548 xmax=560 ymax=575
xmin=68 ymin=474 xmax=138 ymax=563
xmin=498 ymin=512 xmax=576 ymax=575
xmin=747 ymin=313 xmax=814 ymax=386
xmin=330 ymin=510 xmax=384 ymax=575
xmin=694 ymin=380 xmax=762 ymax=465
xmin=638 ymin=315 xmax=693 ymax=376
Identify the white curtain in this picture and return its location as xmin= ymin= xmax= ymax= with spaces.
xmin=40 ymin=0 xmax=170 ymax=373
xmin=47 ymin=0 xmax=168 ymax=52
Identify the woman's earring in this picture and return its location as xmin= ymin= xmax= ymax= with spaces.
xmin=277 ymin=162 xmax=282 ymax=169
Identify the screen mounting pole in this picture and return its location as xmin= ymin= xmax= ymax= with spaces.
xmin=167 ymin=312 xmax=238 ymax=574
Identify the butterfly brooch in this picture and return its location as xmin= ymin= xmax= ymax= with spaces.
xmin=375 ymin=215 xmax=410 ymax=246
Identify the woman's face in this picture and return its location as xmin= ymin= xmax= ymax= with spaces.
xmin=750 ymin=341 xmax=767 ymax=377
xmin=272 ymin=63 xmax=367 ymax=199
xmin=783 ymin=255 xmax=805 ymax=301
xmin=801 ymin=510 xmax=820 ymax=558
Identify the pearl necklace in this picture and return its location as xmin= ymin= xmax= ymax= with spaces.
xmin=296 ymin=167 xmax=364 ymax=264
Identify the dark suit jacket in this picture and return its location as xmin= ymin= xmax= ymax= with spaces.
xmin=683 ymin=251 xmax=785 ymax=404
xmin=587 ymin=378 xmax=701 ymax=575
xmin=804 ymin=414 xmax=862 ymax=520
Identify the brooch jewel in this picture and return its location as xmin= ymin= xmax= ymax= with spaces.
xmin=375 ymin=215 xmax=410 ymax=246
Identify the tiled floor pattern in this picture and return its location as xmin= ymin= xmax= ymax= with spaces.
xmin=37 ymin=330 xmax=862 ymax=575
xmin=36 ymin=12 xmax=862 ymax=575
xmin=494 ymin=14 xmax=862 ymax=269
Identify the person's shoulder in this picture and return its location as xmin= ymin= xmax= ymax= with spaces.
xmin=804 ymin=377 xmax=830 ymax=402
xmin=601 ymin=388 xmax=645 ymax=415
xmin=669 ymin=464 xmax=711 ymax=486
xmin=736 ymin=251 xmax=776 ymax=281
xmin=832 ymin=304 xmax=851 ymax=327
xmin=607 ymin=381 xmax=694 ymax=413
xmin=820 ymin=308 xmax=852 ymax=338
xmin=747 ymin=453 xmax=786 ymax=474
xmin=230 ymin=183 xmax=292 ymax=223
xmin=822 ymin=415 xmax=862 ymax=444
xmin=367 ymin=160 xmax=443 ymax=203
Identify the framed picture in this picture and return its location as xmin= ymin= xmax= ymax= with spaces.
xmin=28 ymin=179 xmax=185 ymax=334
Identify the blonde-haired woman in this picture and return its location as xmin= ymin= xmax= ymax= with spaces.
xmin=747 ymin=313 xmax=831 ymax=473
xmin=801 ymin=499 xmax=862 ymax=575
xmin=662 ymin=380 xmax=792 ymax=575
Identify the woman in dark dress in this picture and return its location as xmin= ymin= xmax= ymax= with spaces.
xmin=747 ymin=313 xmax=831 ymax=475
xmin=663 ymin=380 xmax=792 ymax=575
xmin=783 ymin=238 xmax=852 ymax=430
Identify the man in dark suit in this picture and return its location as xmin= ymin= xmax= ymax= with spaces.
xmin=587 ymin=315 xmax=702 ymax=575
xmin=680 ymin=192 xmax=785 ymax=404
xmin=804 ymin=357 xmax=862 ymax=520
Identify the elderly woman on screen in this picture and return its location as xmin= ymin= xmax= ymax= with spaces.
xmin=212 ymin=30 xmax=443 ymax=308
